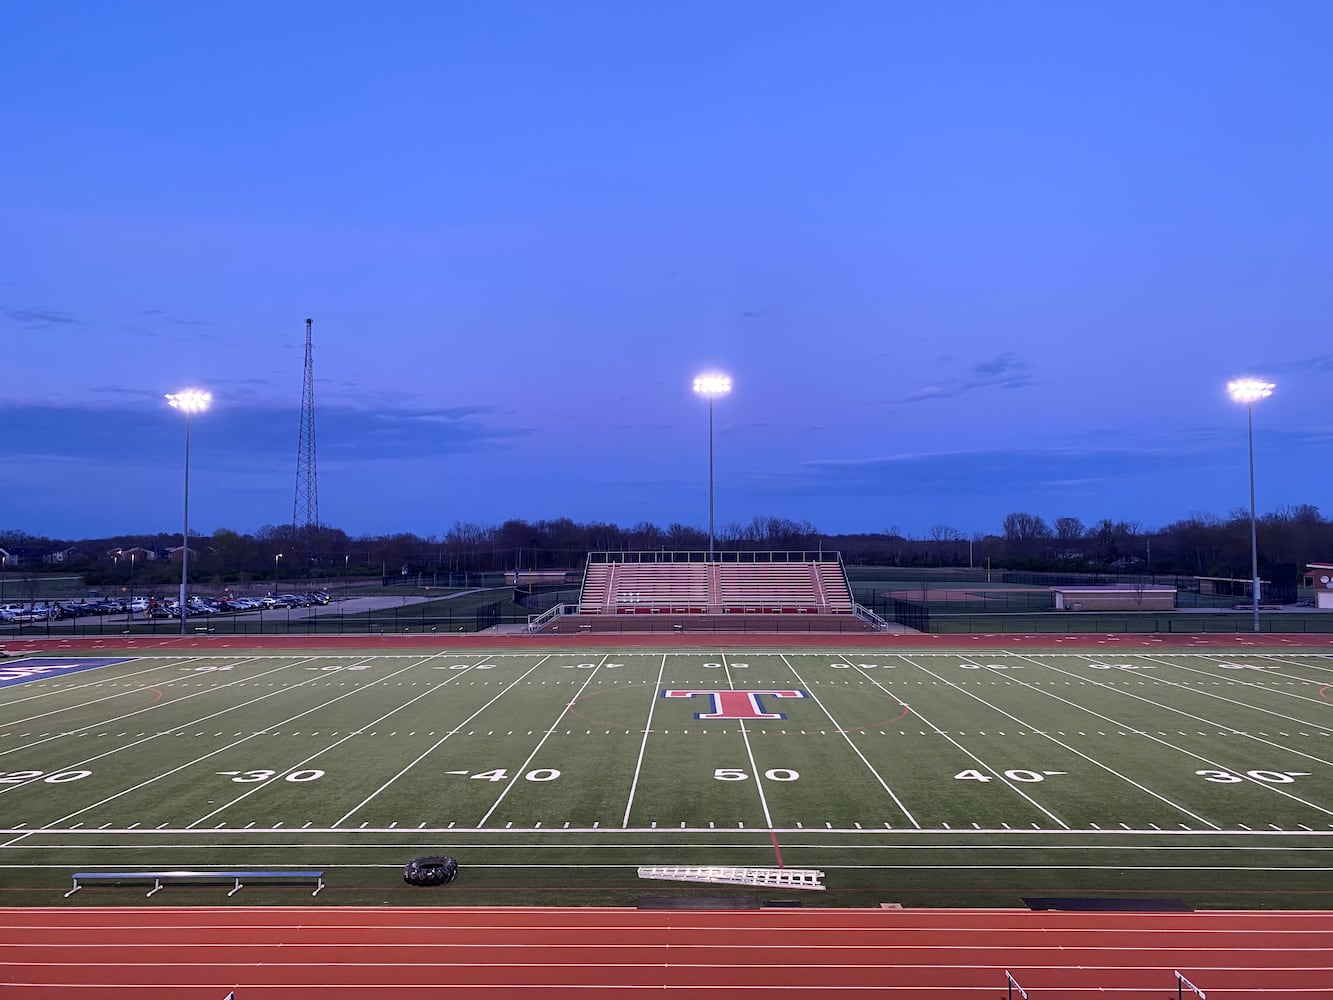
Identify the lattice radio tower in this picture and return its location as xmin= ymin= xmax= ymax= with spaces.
xmin=293 ymin=317 xmax=319 ymax=561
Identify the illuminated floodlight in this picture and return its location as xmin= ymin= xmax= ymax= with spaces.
xmin=692 ymin=373 xmax=732 ymax=560
xmin=693 ymin=374 xmax=732 ymax=397
xmin=1226 ymin=377 xmax=1274 ymax=635
xmin=165 ymin=389 xmax=212 ymax=414
xmin=1226 ymin=378 xmax=1274 ymax=404
xmin=167 ymin=388 xmax=211 ymax=636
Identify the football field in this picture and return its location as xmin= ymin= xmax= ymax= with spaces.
xmin=1 ymin=645 xmax=1331 ymax=907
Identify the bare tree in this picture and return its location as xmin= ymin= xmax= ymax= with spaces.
xmin=1002 ymin=512 xmax=1052 ymax=541
xmin=1054 ymin=516 xmax=1085 ymax=544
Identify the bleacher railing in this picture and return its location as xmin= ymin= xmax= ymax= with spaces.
xmin=526 ymin=603 xmax=567 ymax=631
xmin=852 ymin=603 xmax=891 ymax=631
xmin=588 ymin=550 xmax=843 ymax=564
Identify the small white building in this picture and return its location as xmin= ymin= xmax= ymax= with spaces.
xmin=1053 ymin=585 xmax=1176 ymax=611
xmin=1305 ymin=563 xmax=1333 ymax=610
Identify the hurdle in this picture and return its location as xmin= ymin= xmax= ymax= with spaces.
xmin=1004 ymin=970 xmax=1028 ymax=999
xmin=1176 ymin=971 xmax=1206 ymax=999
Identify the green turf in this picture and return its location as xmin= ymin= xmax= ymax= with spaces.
xmin=1 ymin=645 xmax=1330 ymax=908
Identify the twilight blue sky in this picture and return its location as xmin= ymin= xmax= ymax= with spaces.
xmin=3 ymin=1 xmax=1331 ymax=541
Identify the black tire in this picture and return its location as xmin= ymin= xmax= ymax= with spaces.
xmin=404 ymin=855 xmax=458 ymax=887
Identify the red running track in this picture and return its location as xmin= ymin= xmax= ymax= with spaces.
xmin=3 ymin=907 xmax=1332 ymax=997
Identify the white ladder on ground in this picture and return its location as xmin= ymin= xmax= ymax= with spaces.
xmin=637 ymin=865 xmax=826 ymax=890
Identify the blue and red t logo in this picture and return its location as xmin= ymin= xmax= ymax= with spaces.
xmin=661 ymin=689 xmax=807 ymax=720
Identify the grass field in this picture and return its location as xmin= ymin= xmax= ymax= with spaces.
xmin=1 ymin=644 xmax=1331 ymax=908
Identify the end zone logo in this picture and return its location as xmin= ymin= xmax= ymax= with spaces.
xmin=0 ymin=658 xmax=132 ymax=688
xmin=662 ymin=689 xmax=807 ymax=720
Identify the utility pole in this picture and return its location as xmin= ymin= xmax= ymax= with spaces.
xmin=293 ymin=318 xmax=320 ymax=572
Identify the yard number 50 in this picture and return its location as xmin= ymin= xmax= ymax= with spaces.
xmin=714 ymin=768 xmax=800 ymax=782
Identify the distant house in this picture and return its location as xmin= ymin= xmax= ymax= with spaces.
xmin=0 ymin=548 xmax=14 ymax=567
xmin=109 ymin=547 xmax=157 ymax=563
xmin=43 ymin=547 xmax=81 ymax=564
xmin=165 ymin=545 xmax=200 ymax=561
xmin=0 ymin=547 xmax=37 ymax=567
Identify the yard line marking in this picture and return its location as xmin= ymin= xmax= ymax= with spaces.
xmin=0 ymin=656 xmax=330 ymax=800
xmin=1098 ymin=653 xmax=1333 ymax=730
xmin=332 ymin=655 xmax=551 ymax=828
xmin=0 ymin=656 xmax=253 ymax=749
xmin=1244 ymin=651 xmax=1333 ymax=679
xmin=0 ymin=656 xmax=201 ymax=720
xmin=477 ymin=655 xmax=607 ymax=828
xmin=720 ymin=652 xmax=782 ymax=856
xmin=784 ymin=654 xmax=920 ymax=828
xmin=1013 ymin=653 xmax=1333 ymax=817
xmin=908 ymin=653 xmax=1222 ymax=830
xmin=875 ymin=653 xmax=1067 ymax=828
xmin=36 ymin=656 xmax=430 ymax=830
xmin=188 ymin=650 xmax=474 ymax=828
xmin=621 ymin=653 xmax=667 ymax=828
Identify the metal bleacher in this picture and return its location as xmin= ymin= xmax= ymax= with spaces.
xmin=574 ymin=551 xmax=856 ymax=616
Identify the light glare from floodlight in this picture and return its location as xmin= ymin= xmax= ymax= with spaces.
xmin=1227 ymin=378 xmax=1274 ymax=404
xmin=693 ymin=374 xmax=732 ymax=397
xmin=165 ymin=389 xmax=212 ymax=414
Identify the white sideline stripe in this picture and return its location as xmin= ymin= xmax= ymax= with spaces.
xmin=911 ymin=650 xmax=1221 ymax=832
xmin=37 ymin=656 xmax=424 ymax=829
xmin=1012 ymin=652 xmax=1333 ymax=818
xmin=477 ymin=654 xmax=611 ymax=828
xmin=11 ymin=862 xmax=1333 ymax=873
xmin=785 ymin=654 xmax=921 ymax=828
xmin=331 ymin=654 xmax=551 ymax=827
xmin=621 ymin=653 xmax=667 ymax=828
xmin=4 ymin=826 xmax=1333 ymax=838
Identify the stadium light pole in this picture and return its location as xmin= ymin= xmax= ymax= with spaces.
xmin=165 ymin=389 xmax=211 ymax=636
xmin=1227 ymin=378 xmax=1274 ymax=635
xmin=692 ymin=374 xmax=732 ymax=561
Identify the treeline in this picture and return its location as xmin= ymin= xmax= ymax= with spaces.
xmin=2 ymin=506 xmax=1329 ymax=584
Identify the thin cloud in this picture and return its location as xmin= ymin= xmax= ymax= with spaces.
xmin=904 ymin=350 xmax=1035 ymax=402
xmin=970 ymin=351 xmax=1025 ymax=377
xmin=2 ymin=306 xmax=79 ymax=328
xmin=140 ymin=307 xmax=209 ymax=328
